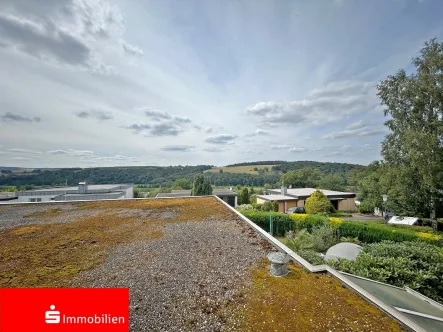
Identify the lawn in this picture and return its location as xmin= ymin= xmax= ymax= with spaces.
xmin=204 ymin=164 xmax=275 ymax=175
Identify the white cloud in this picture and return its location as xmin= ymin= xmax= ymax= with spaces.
xmin=75 ymin=110 xmax=113 ymax=121
xmin=203 ymin=147 xmax=226 ymax=153
xmin=205 ymin=134 xmax=237 ymax=145
xmin=7 ymin=148 xmax=42 ymax=154
xmin=289 ymin=147 xmax=307 ymax=153
xmin=0 ymin=0 xmax=142 ymax=72
xmin=322 ymin=122 xmax=386 ymax=139
xmin=122 ymin=42 xmax=143 ymax=56
xmin=47 ymin=149 xmax=94 ymax=156
xmin=245 ymin=80 xmax=377 ymax=126
xmin=161 ymin=145 xmax=194 ymax=152
xmin=245 ymin=128 xmax=269 ymax=137
xmin=324 ymin=144 xmax=373 ymax=157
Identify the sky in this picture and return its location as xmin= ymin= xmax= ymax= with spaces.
xmin=0 ymin=0 xmax=442 ymax=168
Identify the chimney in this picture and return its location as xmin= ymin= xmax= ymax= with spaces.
xmin=281 ymin=186 xmax=287 ymax=195
xmin=78 ymin=182 xmax=88 ymax=194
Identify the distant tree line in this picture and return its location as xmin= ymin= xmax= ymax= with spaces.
xmin=225 ymin=161 xmax=287 ymax=167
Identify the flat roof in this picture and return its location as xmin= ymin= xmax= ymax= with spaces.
xmin=28 ymin=184 xmax=127 ymax=192
xmin=257 ymin=194 xmax=298 ymax=201
xmin=156 ymin=188 xmax=237 ymax=198
xmin=0 ymin=197 xmax=402 ymax=330
xmin=269 ymin=187 xmax=355 ymax=198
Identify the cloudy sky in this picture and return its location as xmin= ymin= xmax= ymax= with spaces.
xmin=0 ymin=0 xmax=442 ymax=168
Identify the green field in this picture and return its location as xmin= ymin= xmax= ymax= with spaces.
xmin=204 ymin=165 xmax=275 ymax=175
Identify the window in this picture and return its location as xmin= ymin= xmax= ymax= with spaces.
xmin=36 ymin=198 xmax=42 ymax=202
xmin=29 ymin=198 xmax=36 ymax=202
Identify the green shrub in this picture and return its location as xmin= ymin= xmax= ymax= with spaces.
xmin=340 ymin=236 xmax=360 ymax=244
xmin=304 ymin=190 xmax=335 ymax=214
xmin=298 ymin=215 xmax=328 ymax=232
xmin=311 ymin=225 xmax=338 ymax=252
xmin=271 ymin=200 xmax=279 ymax=212
xmin=285 ymin=230 xmax=313 ymax=251
xmin=358 ymin=201 xmax=374 ymax=214
xmin=250 ymin=194 xmax=257 ymax=205
xmin=262 ymin=201 xmax=272 ymax=212
xmin=254 ymin=203 xmax=263 ymax=211
xmin=297 ymin=249 xmax=325 ymax=265
xmin=241 ymin=211 xmax=442 ymax=245
xmin=329 ymin=241 xmax=443 ymax=303
xmin=241 ymin=211 xmax=294 ymax=236
xmin=338 ymin=221 xmax=422 ymax=244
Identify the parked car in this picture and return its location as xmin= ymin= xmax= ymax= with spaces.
xmin=285 ymin=207 xmax=305 ymax=214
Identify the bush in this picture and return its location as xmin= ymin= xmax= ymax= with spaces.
xmin=262 ymin=201 xmax=272 ymax=212
xmin=297 ymin=249 xmax=325 ymax=265
xmin=291 ymin=214 xmax=328 ymax=232
xmin=304 ymin=190 xmax=335 ymax=214
xmin=340 ymin=236 xmax=360 ymax=244
xmin=254 ymin=203 xmax=263 ymax=211
xmin=236 ymin=204 xmax=253 ymax=211
xmin=272 ymin=200 xmax=279 ymax=212
xmin=329 ymin=241 xmax=443 ymax=303
xmin=311 ymin=225 xmax=338 ymax=252
xmin=241 ymin=211 xmax=442 ymax=245
xmin=358 ymin=201 xmax=374 ymax=214
xmin=338 ymin=221 xmax=422 ymax=244
xmin=328 ymin=217 xmax=344 ymax=228
xmin=285 ymin=230 xmax=313 ymax=251
xmin=241 ymin=211 xmax=294 ymax=236
xmin=250 ymin=194 xmax=257 ymax=205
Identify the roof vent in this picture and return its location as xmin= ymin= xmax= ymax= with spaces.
xmin=281 ymin=186 xmax=287 ymax=195
xmin=268 ymin=252 xmax=290 ymax=277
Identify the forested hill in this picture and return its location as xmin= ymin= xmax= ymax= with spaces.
xmin=0 ymin=161 xmax=363 ymax=188
xmin=273 ymin=161 xmax=361 ymax=174
xmin=0 ymin=165 xmax=212 ymax=187
xmin=225 ymin=161 xmax=287 ymax=167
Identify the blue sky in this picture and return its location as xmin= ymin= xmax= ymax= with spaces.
xmin=0 ymin=0 xmax=442 ymax=167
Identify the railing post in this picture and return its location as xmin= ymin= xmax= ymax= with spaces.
xmin=270 ymin=215 xmax=273 ymax=235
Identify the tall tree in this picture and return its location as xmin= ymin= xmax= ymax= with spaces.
xmin=378 ymin=39 xmax=443 ymax=227
xmin=191 ymin=173 xmax=212 ymax=196
xmin=281 ymin=168 xmax=322 ymax=188
xmin=238 ymin=187 xmax=250 ymax=205
xmin=318 ymin=174 xmax=346 ymax=191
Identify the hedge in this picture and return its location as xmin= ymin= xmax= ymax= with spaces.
xmin=240 ymin=211 xmax=442 ymax=245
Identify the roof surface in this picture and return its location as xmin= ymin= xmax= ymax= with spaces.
xmin=27 ymin=184 xmax=128 ymax=192
xmin=269 ymin=187 xmax=355 ymax=198
xmin=156 ymin=188 xmax=237 ymax=198
xmin=0 ymin=197 xmax=402 ymax=331
xmin=257 ymin=194 xmax=298 ymax=201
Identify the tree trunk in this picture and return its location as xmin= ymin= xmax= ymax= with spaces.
xmin=430 ymin=196 xmax=438 ymax=230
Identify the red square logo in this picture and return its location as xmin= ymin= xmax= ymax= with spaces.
xmin=0 ymin=288 xmax=129 ymax=332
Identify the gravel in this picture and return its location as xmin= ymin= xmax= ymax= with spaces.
xmin=0 ymin=203 xmax=81 ymax=229
xmin=72 ymin=217 xmax=271 ymax=331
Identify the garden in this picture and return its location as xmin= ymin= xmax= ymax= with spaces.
xmin=238 ymin=190 xmax=443 ymax=303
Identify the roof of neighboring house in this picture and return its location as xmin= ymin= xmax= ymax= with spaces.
xmin=0 ymin=197 xmax=406 ymax=330
xmin=20 ymin=184 xmax=132 ymax=193
xmin=256 ymin=194 xmax=298 ymax=201
xmin=156 ymin=188 xmax=237 ymax=198
xmin=268 ymin=187 xmax=356 ymax=199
